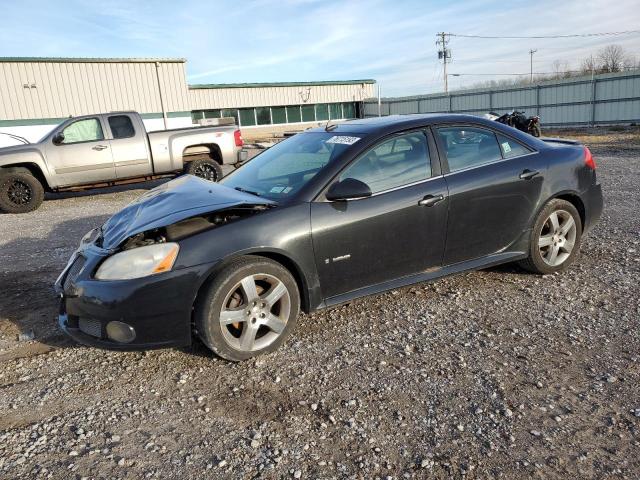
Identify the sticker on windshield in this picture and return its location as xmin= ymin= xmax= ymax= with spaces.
xmin=326 ymin=135 xmax=361 ymax=145
xmin=270 ymin=186 xmax=286 ymax=193
xmin=501 ymin=141 xmax=512 ymax=153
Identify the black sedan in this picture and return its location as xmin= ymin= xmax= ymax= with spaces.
xmin=55 ymin=114 xmax=603 ymax=361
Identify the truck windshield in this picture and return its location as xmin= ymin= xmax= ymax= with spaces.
xmin=220 ymin=132 xmax=361 ymax=200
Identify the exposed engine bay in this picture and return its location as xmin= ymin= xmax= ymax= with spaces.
xmin=120 ymin=205 xmax=271 ymax=250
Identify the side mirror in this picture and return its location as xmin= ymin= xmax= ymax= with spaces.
xmin=326 ymin=178 xmax=372 ymax=201
xmin=52 ymin=132 xmax=65 ymax=145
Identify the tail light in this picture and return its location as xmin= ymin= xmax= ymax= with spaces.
xmin=584 ymin=146 xmax=596 ymax=170
xmin=234 ymin=129 xmax=244 ymax=147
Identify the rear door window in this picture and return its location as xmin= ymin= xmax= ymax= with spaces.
xmin=436 ymin=127 xmax=502 ymax=172
xmin=108 ymin=115 xmax=135 ymax=139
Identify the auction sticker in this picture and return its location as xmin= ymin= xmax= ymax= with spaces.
xmin=326 ymin=135 xmax=361 ymax=145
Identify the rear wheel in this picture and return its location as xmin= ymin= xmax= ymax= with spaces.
xmin=531 ymin=124 xmax=542 ymax=137
xmin=185 ymin=156 xmax=223 ymax=182
xmin=0 ymin=168 xmax=45 ymax=213
xmin=195 ymin=256 xmax=300 ymax=361
xmin=518 ymin=199 xmax=582 ymax=274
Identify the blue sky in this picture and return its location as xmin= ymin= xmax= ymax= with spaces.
xmin=1 ymin=0 xmax=639 ymax=96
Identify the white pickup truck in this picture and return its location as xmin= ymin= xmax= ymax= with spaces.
xmin=0 ymin=111 xmax=246 ymax=213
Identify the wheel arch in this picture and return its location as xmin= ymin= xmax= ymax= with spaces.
xmin=192 ymin=250 xmax=313 ymax=319
xmin=182 ymin=143 xmax=223 ymax=165
xmin=551 ymin=191 xmax=586 ymax=232
xmin=0 ymin=162 xmax=51 ymax=191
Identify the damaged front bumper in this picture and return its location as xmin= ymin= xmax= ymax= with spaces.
xmin=55 ymin=242 xmax=215 ymax=351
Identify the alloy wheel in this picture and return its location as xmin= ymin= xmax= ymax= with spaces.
xmin=7 ymin=180 xmax=32 ymax=206
xmin=538 ymin=209 xmax=577 ymax=266
xmin=194 ymin=163 xmax=217 ymax=181
xmin=219 ymin=273 xmax=291 ymax=352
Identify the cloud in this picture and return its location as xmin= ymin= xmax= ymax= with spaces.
xmin=0 ymin=0 xmax=638 ymax=96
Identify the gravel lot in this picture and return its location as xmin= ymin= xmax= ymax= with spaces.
xmin=1 ymin=130 xmax=639 ymax=479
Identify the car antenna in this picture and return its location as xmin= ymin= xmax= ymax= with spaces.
xmin=325 ymin=120 xmax=338 ymax=131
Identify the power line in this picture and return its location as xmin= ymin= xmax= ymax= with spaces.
xmin=450 ymin=66 xmax=639 ymax=76
xmin=448 ymin=30 xmax=640 ymax=39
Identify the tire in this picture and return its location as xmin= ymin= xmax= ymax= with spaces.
xmin=518 ymin=199 xmax=582 ymax=274
xmin=195 ymin=256 xmax=300 ymax=361
xmin=531 ymin=124 xmax=542 ymax=137
xmin=0 ymin=168 xmax=45 ymax=214
xmin=184 ymin=156 xmax=222 ymax=182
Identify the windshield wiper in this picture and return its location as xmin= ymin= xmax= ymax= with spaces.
xmin=234 ymin=186 xmax=261 ymax=196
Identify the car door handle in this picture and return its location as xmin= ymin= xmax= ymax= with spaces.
xmin=418 ymin=194 xmax=445 ymax=207
xmin=519 ymin=169 xmax=539 ymax=180
xmin=92 ymin=145 xmax=108 ymax=151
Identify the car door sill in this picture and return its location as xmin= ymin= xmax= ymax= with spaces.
xmin=324 ymin=251 xmax=527 ymax=308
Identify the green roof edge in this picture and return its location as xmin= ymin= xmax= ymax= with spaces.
xmin=189 ymin=79 xmax=377 ymax=89
xmin=0 ymin=57 xmax=186 ymax=63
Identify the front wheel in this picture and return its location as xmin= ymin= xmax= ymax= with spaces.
xmin=518 ymin=199 xmax=582 ymax=274
xmin=0 ymin=168 xmax=45 ymax=214
xmin=195 ymin=256 xmax=300 ymax=361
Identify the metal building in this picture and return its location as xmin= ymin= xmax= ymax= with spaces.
xmin=0 ymin=57 xmax=376 ymax=144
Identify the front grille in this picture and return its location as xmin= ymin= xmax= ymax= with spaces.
xmin=78 ymin=318 xmax=102 ymax=338
xmin=63 ymin=255 xmax=85 ymax=291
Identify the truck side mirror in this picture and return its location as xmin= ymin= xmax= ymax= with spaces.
xmin=52 ymin=132 xmax=65 ymax=145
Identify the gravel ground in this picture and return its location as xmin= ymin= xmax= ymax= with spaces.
xmin=0 ymin=132 xmax=639 ymax=479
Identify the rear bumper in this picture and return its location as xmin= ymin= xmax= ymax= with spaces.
xmin=582 ymin=182 xmax=603 ymax=235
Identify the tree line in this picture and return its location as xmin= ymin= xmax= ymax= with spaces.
xmin=459 ymin=44 xmax=639 ymax=90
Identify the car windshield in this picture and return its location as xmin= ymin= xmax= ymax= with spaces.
xmin=220 ymin=132 xmax=361 ymax=200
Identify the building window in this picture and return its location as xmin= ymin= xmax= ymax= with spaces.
xmin=343 ymin=102 xmax=356 ymax=119
xmin=221 ymin=109 xmax=239 ymax=123
xmin=239 ymin=108 xmax=255 ymax=126
xmin=271 ymin=107 xmax=287 ymax=124
xmin=286 ymin=106 xmax=302 ymax=123
xmin=329 ymin=103 xmax=342 ymax=120
xmin=256 ymin=107 xmax=271 ymax=125
xmin=315 ymin=104 xmax=329 ymax=121
xmin=301 ymin=104 xmax=315 ymax=122
xmin=192 ymin=100 xmax=361 ymax=127
xmin=204 ymin=109 xmax=221 ymax=118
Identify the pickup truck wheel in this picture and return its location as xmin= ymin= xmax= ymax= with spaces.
xmin=185 ymin=157 xmax=222 ymax=182
xmin=0 ymin=168 xmax=45 ymax=214
xmin=195 ymin=256 xmax=300 ymax=362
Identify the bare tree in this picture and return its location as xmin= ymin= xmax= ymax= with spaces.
xmin=597 ymin=45 xmax=627 ymax=73
xmin=581 ymin=54 xmax=599 ymax=75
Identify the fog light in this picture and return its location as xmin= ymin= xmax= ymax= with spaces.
xmin=106 ymin=321 xmax=136 ymax=343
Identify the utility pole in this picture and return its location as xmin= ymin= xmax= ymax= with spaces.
xmin=437 ymin=32 xmax=451 ymax=93
xmin=529 ymin=49 xmax=537 ymax=83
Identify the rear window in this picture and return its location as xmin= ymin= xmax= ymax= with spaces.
xmin=108 ymin=115 xmax=135 ymax=139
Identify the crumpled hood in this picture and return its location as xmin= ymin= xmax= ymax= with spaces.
xmin=100 ymin=175 xmax=275 ymax=250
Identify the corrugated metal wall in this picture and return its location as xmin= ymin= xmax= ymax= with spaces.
xmin=364 ymin=70 xmax=640 ymax=126
xmin=0 ymin=59 xmax=190 ymax=120
xmin=189 ymin=83 xmax=376 ymax=109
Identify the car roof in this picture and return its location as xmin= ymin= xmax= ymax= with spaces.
xmin=306 ymin=114 xmax=496 ymax=134
xmin=306 ymin=113 xmax=546 ymax=149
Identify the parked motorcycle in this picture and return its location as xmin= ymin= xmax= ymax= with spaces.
xmin=490 ymin=111 xmax=541 ymax=137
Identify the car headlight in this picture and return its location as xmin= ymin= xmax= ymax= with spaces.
xmin=95 ymin=243 xmax=179 ymax=280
